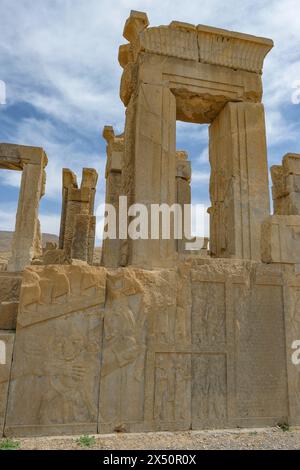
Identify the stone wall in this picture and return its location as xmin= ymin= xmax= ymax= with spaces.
xmin=1 ymin=260 xmax=299 ymax=437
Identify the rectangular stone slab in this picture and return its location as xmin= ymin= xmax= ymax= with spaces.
xmin=0 ymin=331 xmax=15 ymax=436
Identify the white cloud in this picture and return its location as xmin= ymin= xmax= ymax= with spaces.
xmin=0 ymin=205 xmax=18 ymax=231
xmin=197 ymin=147 xmax=209 ymax=164
xmin=0 ymin=0 xmax=300 ymax=238
xmin=0 ymin=169 xmax=22 ymax=189
xmin=192 ymin=171 xmax=210 ymax=183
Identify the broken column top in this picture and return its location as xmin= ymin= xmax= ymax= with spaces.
xmin=103 ymin=126 xmax=124 ymax=176
xmin=0 ymin=143 xmax=48 ymax=170
xmin=120 ymin=10 xmax=273 ymax=74
xmin=176 ymin=151 xmax=191 ymax=181
xmin=62 ymin=168 xmax=78 ymax=189
xmin=123 ymin=10 xmax=149 ymax=43
xmin=103 ymin=126 xmax=124 ymax=147
xmin=176 ymin=150 xmax=188 ymax=161
xmin=62 ymin=167 xmax=98 ymax=191
xmin=81 ymin=168 xmax=98 ymax=189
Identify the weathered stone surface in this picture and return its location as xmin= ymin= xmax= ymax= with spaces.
xmin=118 ymin=11 xmax=272 ymax=267
xmin=3 ymin=11 xmax=300 ymax=438
xmin=282 ymin=269 xmax=300 ymax=425
xmin=0 ymin=144 xmax=48 ymax=272
xmin=0 ymin=302 xmax=18 ymax=330
xmin=122 ymin=11 xmax=273 ymax=74
xmin=0 ymin=331 xmax=15 ymax=436
xmin=5 ymin=265 xmax=106 ymax=437
xmin=58 ymin=168 xmax=98 ymax=265
xmin=3 ymin=259 xmax=299 ymax=435
xmin=0 ymin=272 xmax=22 ymax=303
xmin=261 ymin=215 xmax=300 ymax=263
xmin=176 ymin=151 xmax=191 ymax=253
xmin=98 ymin=260 xmax=291 ymax=432
xmin=209 ymin=102 xmax=270 ymax=260
xmin=102 ymin=126 xmax=124 ymax=268
xmin=271 ymin=154 xmax=300 ymax=215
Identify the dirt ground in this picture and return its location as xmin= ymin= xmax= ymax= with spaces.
xmin=1 ymin=427 xmax=300 ymax=450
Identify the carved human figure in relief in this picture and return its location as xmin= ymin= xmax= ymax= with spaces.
xmin=100 ymin=271 xmax=146 ymax=427
xmin=195 ymin=357 xmax=226 ymax=425
xmin=154 ymin=355 xmax=175 ymax=422
xmin=174 ymin=355 xmax=191 ymax=421
xmin=21 ymin=322 xmax=101 ymax=424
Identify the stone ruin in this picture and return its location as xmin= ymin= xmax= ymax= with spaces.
xmin=1 ymin=11 xmax=300 ymax=437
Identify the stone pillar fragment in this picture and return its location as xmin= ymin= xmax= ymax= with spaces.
xmin=71 ymin=214 xmax=91 ymax=261
xmin=271 ymin=153 xmax=300 ymax=215
xmin=208 ymin=101 xmax=270 ymax=260
xmin=0 ymin=331 xmax=15 ymax=436
xmin=59 ymin=168 xmax=98 ymax=264
xmin=59 ymin=169 xmax=77 ymax=249
xmin=128 ymin=83 xmax=177 ymax=268
xmin=102 ymin=126 xmax=124 ymax=268
xmin=176 ymin=151 xmax=191 ymax=253
xmin=8 ymin=155 xmax=47 ymax=271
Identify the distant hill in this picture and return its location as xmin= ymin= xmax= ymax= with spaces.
xmin=0 ymin=231 xmax=59 ymax=254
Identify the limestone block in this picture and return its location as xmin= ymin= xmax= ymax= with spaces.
xmin=87 ymin=217 xmax=96 ymax=266
xmin=98 ymin=260 xmax=290 ymax=432
xmin=123 ymin=52 xmax=264 ymax=120
xmin=59 ymin=168 xmax=98 ymax=265
xmin=123 ymin=10 xmax=149 ymax=43
xmin=0 ymin=259 xmax=295 ymax=434
xmin=233 ymin=268 xmax=288 ymax=424
xmin=197 ymin=24 xmax=273 ymax=73
xmin=130 ymin=83 xmax=177 ymax=268
xmin=139 ymin=26 xmax=199 ymax=61
xmin=102 ymin=126 xmax=124 ymax=268
xmin=59 ymin=169 xmax=77 ymax=249
xmin=0 ymin=302 xmax=18 ymax=330
xmin=0 ymin=144 xmax=48 ymax=272
xmin=176 ymin=151 xmax=191 ymax=181
xmin=71 ymin=214 xmax=91 ymax=261
xmin=282 ymin=270 xmax=300 ymax=425
xmin=283 ymin=153 xmax=300 ymax=176
xmin=125 ymin=11 xmax=273 ymax=73
xmin=0 ymin=273 xmax=22 ymax=303
xmin=274 ymin=193 xmax=300 ymax=216
xmin=209 ymin=101 xmax=270 ymax=260
xmin=261 ymin=215 xmax=300 ymax=263
xmin=32 ymin=247 xmax=71 ymax=265
xmin=0 ymin=143 xmax=47 ymax=170
xmin=0 ymin=331 xmax=15 ymax=436
xmin=99 ymin=269 xmax=147 ymax=433
xmin=271 ymin=165 xmax=286 ymax=200
xmin=8 ymin=162 xmax=46 ymax=272
xmin=5 ymin=265 xmax=106 ymax=437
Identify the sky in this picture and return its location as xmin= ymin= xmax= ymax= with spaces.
xmin=0 ymin=0 xmax=300 ymax=243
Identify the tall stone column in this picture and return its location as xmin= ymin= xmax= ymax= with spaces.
xmin=208 ymin=101 xmax=270 ymax=260
xmin=59 ymin=169 xmax=77 ymax=249
xmin=176 ymin=151 xmax=191 ymax=253
xmin=8 ymin=162 xmax=45 ymax=271
xmin=128 ymin=83 xmax=177 ymax=268
xmin=102 ymin=126 xmax=124 ymax=268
